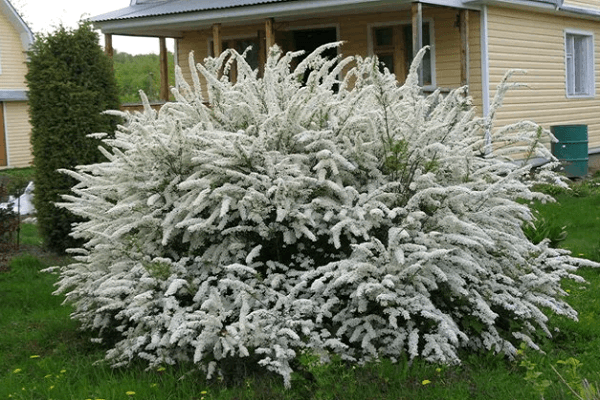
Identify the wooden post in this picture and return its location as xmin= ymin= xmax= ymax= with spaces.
xmin=411 ymin=2 xmax=423 ymax=85
xmin=212 ymin=23 xmax=222 ymax=56
xmin=460 ymin=9 xmax=470 ymax=89
xmin=104 ymin=33 xmax=113 ymax=58
xmin=258 ymin=29 xmax=266 ymax=76
xmin=159 ymin=37 xmax=169 ymax=101
xmin=265 ymin=18 xmax=275 ymax=51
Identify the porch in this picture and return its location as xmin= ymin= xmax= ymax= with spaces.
xmin=97 ymin=2 xmax=481 ymax=110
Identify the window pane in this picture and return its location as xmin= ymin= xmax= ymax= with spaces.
xmin=377 ymin=54 xmax=394 ymax=73
xmin=573 ymin=36 xmax=586 ymax=94
xmin=235 ymin=39 xmax=259 ymax=70
xmin=403 ymin=23 xmax=432 ymax=85
xmin=375 ymin=27 xmax=394 ymax=47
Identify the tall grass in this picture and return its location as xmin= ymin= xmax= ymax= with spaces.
xmin=1 ymin=176 xmax=599 ymax=400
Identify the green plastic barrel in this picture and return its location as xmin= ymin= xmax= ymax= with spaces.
xmin=551 ymin=125 xmax=588 ymax=177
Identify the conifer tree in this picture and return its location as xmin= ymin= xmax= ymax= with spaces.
xmin=52 ymin=44 xmax=598 ymax=387
xmin=27 ymin=21 xmax=120 ymax=253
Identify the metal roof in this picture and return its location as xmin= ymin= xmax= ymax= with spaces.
xmin=91 ymin=0 xmax=296 ymax=22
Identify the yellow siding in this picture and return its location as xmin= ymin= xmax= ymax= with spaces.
xmin=468 ymin=11 xmax=483 ymax=115
xmin=487 ymin=6 xmax=600 ymax=151
xmin=0 ymin=10 xmax=28 ymax=90
xmin=4 ymin=102 xmax=32 ymax=168
xmin=564 ymin=0 xmax=600 ymax=10
xmin=176 ymin=8 xmax=480 ymax=98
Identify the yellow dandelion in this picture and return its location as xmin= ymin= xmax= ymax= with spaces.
xmin=126 ymin=391 xmax=136 ymax=396
xmin=157 ymin=366 xmax=166 ymax=372
xmin=44 ymin=374 xmax=53 ymax=379
xmin=30 ymin=355 xmax=40 ymax=359
xmin=13 ymin=368 xmax=22 ymax=374
xmin=60 ymin=369 xmax=66 ymax=374
xmin=49 ymin=385 xmax=55 ymax=390
xmin=422 ymin=379 xmax=431 ymax=385
xmin=201 ymin=391 xmax=208 ymax=395
xmin=435 ymin=368 xmax=441 ymax=373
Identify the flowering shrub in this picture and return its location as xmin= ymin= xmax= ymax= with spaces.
xmin=53 ymin=44 xmax=597 ymax=387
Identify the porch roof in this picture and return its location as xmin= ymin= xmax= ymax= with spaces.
xmin=90 ymin=0 xmax=471 ymax=36
xmin=91 ymin=0 xmax=296 ymax=22
xmin=90 ymin=0 xmax=581 ymax=37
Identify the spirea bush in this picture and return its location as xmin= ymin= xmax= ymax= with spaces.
xmin=53 ymin=44 xmax=598 ymax=387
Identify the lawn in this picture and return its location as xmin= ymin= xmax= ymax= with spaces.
xmin=0 ymin=173 xmax=599 ymax=400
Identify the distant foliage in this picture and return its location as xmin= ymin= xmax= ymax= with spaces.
xmin=53 ymin=44 xmax=598 ymax=387
xmin=113 ymin=51 xmax=175 ymax=104
xmin=26 ymin=21 xmax=120 ymax=253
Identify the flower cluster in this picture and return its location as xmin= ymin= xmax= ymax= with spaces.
xmin=53 ymin=44 xmax=597 ymax=387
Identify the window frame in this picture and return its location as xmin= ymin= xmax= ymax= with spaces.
xmin=368 ymin=19 xmax=436 ymax=90
xmin=564 ymin=29 xmax=595 ymax=99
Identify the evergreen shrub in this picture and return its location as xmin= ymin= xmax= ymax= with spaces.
xmin=53 ymin=44 xmax=598 ymax=387
xmin=26 ymin=21 xmax=120 ymax=253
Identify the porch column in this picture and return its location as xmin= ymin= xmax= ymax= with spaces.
xmin=212 ymin=23 xmax=222 ymax=56
xmin=104 ymin=33 xmax=113 ymax=58
xmin=411 ymin=2 xmax=423 ymax=85
xmin=265 ymin=18 xmax=275 ymax=51
xmin=460 ymin=9 xmax=470 ymax=89
xmin=159 ymin=37 xmax=169 ymax=101
xmin=258 ymin=29 xmax=266 ymax=76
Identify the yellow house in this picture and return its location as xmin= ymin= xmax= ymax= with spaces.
xmin=0 ymin=0 xmax=33 ymax=169
xmin=91 ymin=0 xmax=600 ymax=170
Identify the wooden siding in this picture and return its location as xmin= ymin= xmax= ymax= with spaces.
xmin=0 ymin=10 xmax=28 ymax=90
xmin=486 ymin=6 xmax=600 ymax=151
xmin=563 ymin=0 xmax=600 ymax=10
xmin=3 ymin=102 xmax=32 ymax=168
xmin=0 ymin=102 xmax=5 ymax=166
xmin=176 ymin=8 xmax=481 ymax=101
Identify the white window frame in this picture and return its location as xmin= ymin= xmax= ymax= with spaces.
xmin=367 ymin=18 xmax=436 ymax=91
xmin=565 ymin=29 xmax=595 ymax=99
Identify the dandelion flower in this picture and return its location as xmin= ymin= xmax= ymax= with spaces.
xmin=422 ymin=379 xmax=431 ymax=385
xmin=126 ymin=391 xmax=136 ymax=396
xmin=30 ymin=355 xmax=40 ymax=359
xmin=60 ymin=369 xmax=66 ymax=374
xmin=201 ymin=391 xmax=208 ymax=395
xmin=49 ymin=385 xmax=55 ymax=390
xmin=12 ymin=368 xmax=22 ymax=374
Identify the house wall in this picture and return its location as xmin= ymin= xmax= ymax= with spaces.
xmin=3 ymin=101 xmax=32 ymax=168
xmin=0 ymin=8 xmax=31 ymax=169
xmin=176 ymin=8 xmax=481 ymax=104
xmin=486 ymin=5 xmax=600 ymax=152
xmin=563 ymin=0 xmax=600 ymax=10
xmin=0 ymin=10 xmax=28 ymax=89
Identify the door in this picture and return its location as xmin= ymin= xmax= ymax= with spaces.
xmin=0 ymin=103 xmax=6 ymax=167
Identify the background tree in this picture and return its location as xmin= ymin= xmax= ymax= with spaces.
xmin=112 ymin=50 xmax=175 ymax=104
xmin=26 ymin=21 xmax=120 ymax=253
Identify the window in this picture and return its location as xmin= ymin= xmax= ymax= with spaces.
xmin=209 ymin=37 xmax=260 ymax=81
xmin=372 ymin=22 xmax=434 ymax=87
xmin=565 ymin=31 xmax=594 ymax=98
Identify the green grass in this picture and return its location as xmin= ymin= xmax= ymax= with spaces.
xmin=0 ymin=167 xmax=35 ymax=181
xmin=0 ymin=177 xmax=599 ymax=400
